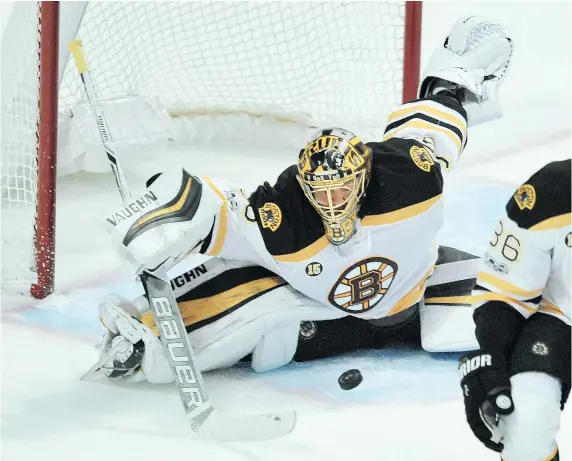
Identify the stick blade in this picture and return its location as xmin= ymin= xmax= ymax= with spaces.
xmin=196 ymin=409 xmax=296 ymax=442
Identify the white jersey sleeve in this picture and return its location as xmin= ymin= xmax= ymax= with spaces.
xmin=196 ymin=176 xmax=281 ymax=270
xmin=382 ymin=93 xmax=468 ymax=183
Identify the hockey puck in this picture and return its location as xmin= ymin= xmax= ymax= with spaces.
xmin=338 ymin=369 xmax=363 ymax=390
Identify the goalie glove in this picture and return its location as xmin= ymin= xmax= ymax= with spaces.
xmin=83 ymin=294 xmax=173 ymax=384
xmin=458 ymin=350 xmax=514 ymax=452
xmin=419 ymin=16 xmax=513 ymax=126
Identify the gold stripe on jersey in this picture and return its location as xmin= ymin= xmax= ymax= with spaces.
xmin=383 ymin=120 xmax=463 ymax=151
xmin=386 ymin=267 xmax=434 ymax=316
xmin=529 ymin=212 xmax=572 ymax=231
xmin=361 ymin=194 xmax=441 ymax=227
xmin=140 ymin=276 xmax=285 ymax=334
xmin=274 ymin=235 xmax=329 ymax=263
xmin=427 ymin=293 xmax=537 ymax=314
xmin=388 ymin=103 xmax=467 ymax=141
xmin=477 ymin=271 xmax=543 ymax=299
xmin=202 ymin=177 xmax=227 ymax=256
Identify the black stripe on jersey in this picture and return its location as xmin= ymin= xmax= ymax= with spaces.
xmin=527 ymin=294 xmax=544 ymax=305
xmin=359 ymin=138 xmax=443 ymax=217
xmin=474 ymin=283 xmax=491 ymax=293
xmin=507 ymin=159 xmax=572 ymax=229
xmin=407 ymin=93 xmax=468 ymax=121
xmin=384 ymin=112 xmax=465 ymax=148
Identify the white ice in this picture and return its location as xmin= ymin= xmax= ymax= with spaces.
xmin=2 ymin=2 xmax=571 ymax=461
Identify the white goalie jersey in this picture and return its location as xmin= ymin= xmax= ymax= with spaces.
xmin=473 ymin=160 xmax=572 ymax=326
xmin=103 ymin=94 xmax=467 ymax=322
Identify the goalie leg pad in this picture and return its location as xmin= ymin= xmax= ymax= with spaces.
xmin=420 ymin=247 xmax=481 ymax=352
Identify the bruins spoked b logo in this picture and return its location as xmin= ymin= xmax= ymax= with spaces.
xmin=328 ymin=257 xmax=398 ymax=313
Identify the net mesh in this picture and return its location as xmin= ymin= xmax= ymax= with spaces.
xmin=1 ymin=1 xmax=409 ymax=291
xmin=58 ymin=2 xmax=407 ymax=127
xmin=1 ymin=2 xmax=41 ymax=289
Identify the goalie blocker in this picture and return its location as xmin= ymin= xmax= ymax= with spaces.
xmin=104 ymin=168 xmax=223 ymax=276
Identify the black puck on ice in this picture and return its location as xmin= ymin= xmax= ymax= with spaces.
xmin=338 ymin=369 xmax=363 ymax=390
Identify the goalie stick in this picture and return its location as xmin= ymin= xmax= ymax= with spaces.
xmin=68 ymin=40 xmax=296 ymax=442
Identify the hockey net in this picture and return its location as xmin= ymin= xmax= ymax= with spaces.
xmin=1 ymin=1 xmax=422 ymax=298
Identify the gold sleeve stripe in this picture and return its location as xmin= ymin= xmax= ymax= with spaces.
xmin=361 ymin=194 xmax=441 ymax=227
xmin=141 ymin=276 xmax=285 ymax=333
xmin=202 ymin=177 xmax=227 ymax=256
xmin=529 ymin=212 xmax=571 ymax=231
xmin=274 ymin=235 xmax=329 ymax=263
xmin=388 ymin=103 xmax=467 ymax=138
xmin=386 ymin=267 xmax=434 ymax=317
xmin=425 ymin=293 xmax=537 ymax=314
xmin=383 ymin=120 xmax=462 ymax=151
xmin=477 ymin=271 xmax=543 ymax=299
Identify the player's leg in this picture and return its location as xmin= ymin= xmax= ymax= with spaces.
xmin=136 ymin=261 xmax=303 ymax=376
xmin=501 ymin=314 xmax=570 ymax=461
xmin=294 ymin=306 xmax=421 ymax=362
xmin=419 ymin=246 xmax=481 ymax=352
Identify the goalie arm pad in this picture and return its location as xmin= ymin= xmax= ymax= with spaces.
xmin=103 ymin=167 xmax=228 ymax=275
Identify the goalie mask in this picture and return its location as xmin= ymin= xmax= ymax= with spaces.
xmin=297 ymin=128 xmax=372 ymax=245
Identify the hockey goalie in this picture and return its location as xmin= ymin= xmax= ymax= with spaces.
xmin=87 ymin=17 xmax=514 ymax=383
